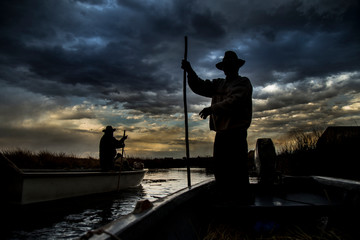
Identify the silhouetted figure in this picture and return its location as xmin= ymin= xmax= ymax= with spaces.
xmin=99 ymin=126 xmax=127 ymax=171
xmin=182 ymin=51 xmax=253 ymax=202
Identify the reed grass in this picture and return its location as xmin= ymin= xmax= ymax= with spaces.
xmin=279 ymin=128 xmax=323 ymax=155
xmin=1 ymin=149 xmax=99 ymax=169
xmin=203 ymin=223 xmax=348 ymax=240
xmin=276 ymin=128 xmax=323 ymax=175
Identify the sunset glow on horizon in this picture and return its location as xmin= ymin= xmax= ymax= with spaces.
xmin=1 ymin=0 xmax=359 ymax=158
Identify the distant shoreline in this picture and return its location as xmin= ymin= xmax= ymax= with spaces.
xmin=1 ymin=149 xmax=217 ymax=170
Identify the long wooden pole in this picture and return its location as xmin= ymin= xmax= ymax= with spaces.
xmin=183 ymin=36 xmax=191 ymax=188
xmin=121 ymin=130 xmax=126 ymax=159
xmin=117 ymin=130 xmax=126 ymax=191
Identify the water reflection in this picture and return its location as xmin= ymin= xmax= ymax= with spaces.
xmin=142 ymin=168 xmax=214 ymax=201
xmin=5 ymin=168 xmax=213 ymax=240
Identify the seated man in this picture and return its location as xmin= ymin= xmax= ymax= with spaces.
xmin=99 ymin=126 xmax=127 ymax=171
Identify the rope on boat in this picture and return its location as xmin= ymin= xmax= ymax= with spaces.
xmin=80 ymin=228 xmax=122 ymax=240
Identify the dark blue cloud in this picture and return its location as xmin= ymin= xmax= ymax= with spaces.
xmin=0 ymin=0 xmax=360 ymax=157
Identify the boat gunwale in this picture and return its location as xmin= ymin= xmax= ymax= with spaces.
xmin=87 ymin=175 xmax=360 ymax=239
xmin=19 ymin=169 xmax=148 ymax=178
xmin=89 ymin=178 xmax=215 ymax=240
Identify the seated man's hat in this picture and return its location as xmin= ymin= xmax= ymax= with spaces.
xmin=103 ymin=125 xmax=116 ymax=133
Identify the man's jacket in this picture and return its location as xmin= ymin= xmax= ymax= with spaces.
xmin=188 ymin=72 xmax=252 ymax=132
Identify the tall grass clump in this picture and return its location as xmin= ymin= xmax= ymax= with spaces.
xmin=1 ymin=149 xmax=100 ymax=169
xmin=203 ymin=222 xmax=348 ymax=240
xmin=276 ymin=128 xmax=323 ymax=175
xmin=280 ymin=128 xmax=322 ymax=154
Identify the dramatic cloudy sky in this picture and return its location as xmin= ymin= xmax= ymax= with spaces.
xmin=0 ymin=0 xmax=359 ymax=158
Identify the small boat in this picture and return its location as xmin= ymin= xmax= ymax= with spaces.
xmin=82 ymin=175 xmax=360 ymax=240
xmin=1 ymin=153 xmax=147 ymax=205
xmin=82 ymin=138 xmax=360 ymax=240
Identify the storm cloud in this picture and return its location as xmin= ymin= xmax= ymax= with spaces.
xmin=0 ymin=0 xmax=359 ymax=157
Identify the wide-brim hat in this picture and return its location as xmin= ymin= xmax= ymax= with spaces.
xmin=103 ymin=125 xmax=116 ymax=132
xmin=216 ymin=51 xmax=245 ymax=70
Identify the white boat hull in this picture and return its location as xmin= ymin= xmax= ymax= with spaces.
xmin=7 ymin=170 xmax=147 ymax=205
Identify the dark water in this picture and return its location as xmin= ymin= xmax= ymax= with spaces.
xmin=4 ymin=168 xmax=213 ymax=240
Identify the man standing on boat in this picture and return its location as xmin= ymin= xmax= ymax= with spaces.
xmin=182 ymin=51 xmax=253 ymax=203
xmin=99 ymin=126 xmax=128 ymax=171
